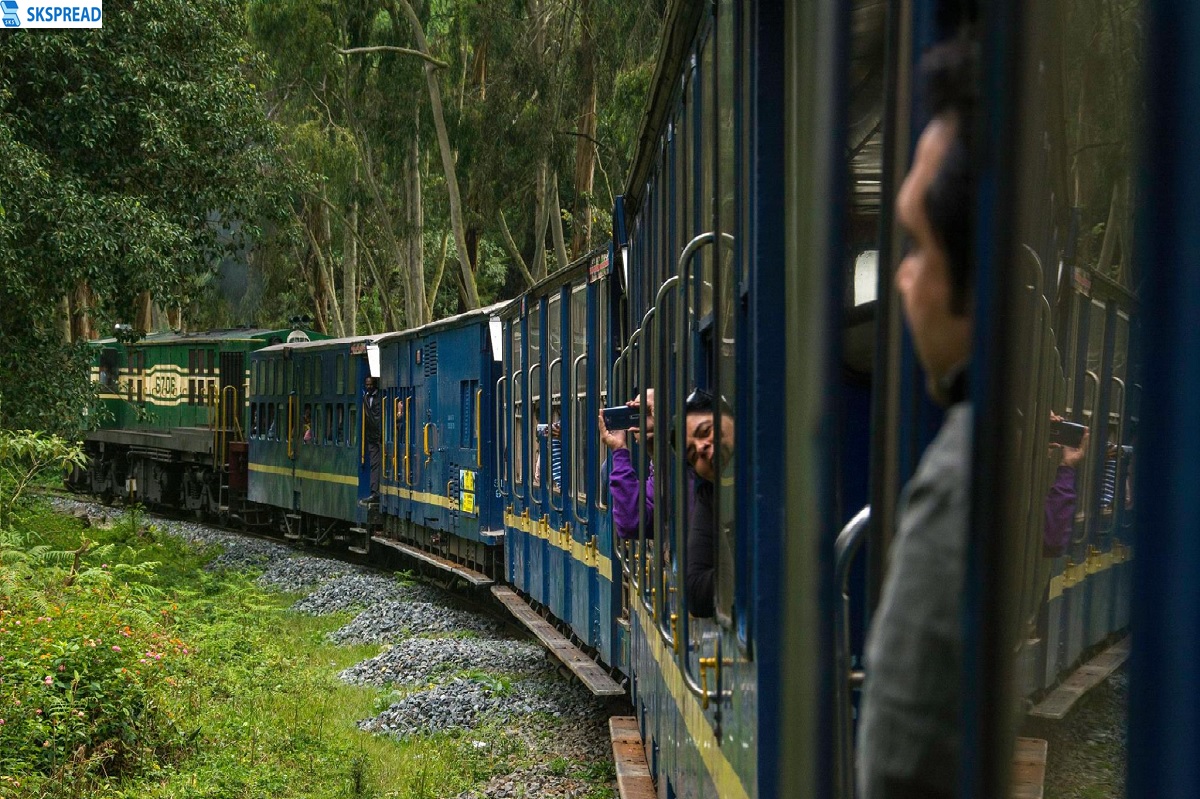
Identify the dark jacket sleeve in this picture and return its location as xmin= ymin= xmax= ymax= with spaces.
xmin=610 ymin=449 xmax=655 ymax=539
xmin=686 ymin=479 xmax=716 ymax=618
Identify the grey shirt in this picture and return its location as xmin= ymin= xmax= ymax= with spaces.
xmin=857 ymin=403 xmax=972 ymax=799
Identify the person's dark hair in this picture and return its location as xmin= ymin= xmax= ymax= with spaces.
xmin=684 ymin=388 xmax=714 ymax=416
xmin=671 ymin=388 xmax=733 ymax=452
xmin=920 ymin=37 xmax=978 ymax=316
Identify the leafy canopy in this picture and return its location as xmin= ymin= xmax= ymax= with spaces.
xmin=0 ymin=0 xmax=295 ymax=433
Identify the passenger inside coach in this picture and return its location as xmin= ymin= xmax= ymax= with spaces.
xmin=679 ymin=388 xmax=734 ymax=619
xmin=600 ymin=388 xmax=656 ymax=540
xmin=856 ymin=37 xmax=978 ymax=799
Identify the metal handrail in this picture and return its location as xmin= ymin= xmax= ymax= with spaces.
xmin=404 ymin=396 xmax=413 ymax=486
xmin=475 ymin=388 xmax=483 ymax=468
xmin=528 ymin=361 xmax=544 ymax=507
xmin=1073 ymin=370 xmax=1101 ymax=544
xmin=287 ymin=394 xmax=296 ymax=460
xmin=672 ymin=231 xmax=731 ymax=703
xmin=571 ymin=354 xmax=589 ymax=527
xmin=496 ymin=376 xmax=508 ymax=495
xmin=834 ymin=506 xmax=871 ymax=799
xmin=512 ymin=369 xmax=526 ymax=500
xmin=392 ymin=395 xmax=400 ymax=479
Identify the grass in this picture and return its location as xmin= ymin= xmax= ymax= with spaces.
xmin=0 ymin=499 xmax=552 ymax=799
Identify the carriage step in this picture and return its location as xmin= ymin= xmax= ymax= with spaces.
xmin=371 ymin=536 xmax=493 ymax=586
xmin=1029 ymin=636 xmax=1130 ymax=720
xmin=283 ymin=513 xmax=301 ymax=540
xmin=492 ymin=585 xmax=625 ymax=697
xmin=609 ymin=717 xmax=655 ymax=799
xmin=1011 ymin=737 xmax=1048 ymax=799
xmin=347 ymin=545 xmax=369 ymax=554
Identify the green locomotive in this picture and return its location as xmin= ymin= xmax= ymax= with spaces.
xmin=72 ymin=327 xmax=325 ymax=516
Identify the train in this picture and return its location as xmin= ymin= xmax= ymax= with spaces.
xmin=68 ymin=0 xmax=1200 ymax=796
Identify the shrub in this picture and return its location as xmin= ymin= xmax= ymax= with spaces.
xmin=0 ymin=523 xmax=193 ymax=784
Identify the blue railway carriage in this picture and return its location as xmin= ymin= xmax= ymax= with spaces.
xmin=605 ymin=0 xmax=1145 ymax=796
xmin=372 ymin=303 xmax=508 ymax=577
xmin=497 ymin=248 xmax=622 ymax=669
xmin=600 ymin=0 xmax=867 ymax=795
xmin=247 ymin=335 xmax=374 ymax=542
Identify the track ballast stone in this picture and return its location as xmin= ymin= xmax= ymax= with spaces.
xmin=327 ymin=600 xmax=506 ymax=643
xmin=340 ymin=636 xmax=549 ymax=686
xmin=359 ymin=673 xmax=604 ymax=738
xmin=294 ymin=574 xmax=451 ymax=615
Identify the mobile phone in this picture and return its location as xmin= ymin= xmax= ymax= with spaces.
xmin=1049 ymin=419 xmax=1087 ymax=448
xmin=601 ymin=405 xmax=641 ymax=431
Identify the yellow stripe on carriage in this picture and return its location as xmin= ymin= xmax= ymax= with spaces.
xmin=1046 ymin=544 xmax=1133 ymax=600
xmin=631 ymin=600 xmax=750 ymax=799
xmin=248 ymin=462 xmax=358 ymax=486
xmin=503 ymin=511 xmax=614 ymax=583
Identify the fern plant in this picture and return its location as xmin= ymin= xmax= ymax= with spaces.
xmin=0 ymin=427 xmax=85 ymax=527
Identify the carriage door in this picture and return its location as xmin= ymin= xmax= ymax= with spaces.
xmin=219 ymin=351 xmax=247 ymax=494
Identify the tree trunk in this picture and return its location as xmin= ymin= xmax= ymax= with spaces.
xmin=394 ymin=0 xmax=481 ymax=309
xmin=532 ymin=158 xmax=549 ymax=282
xmin=550 ymin=173 xmax=569 ymax=270
xmin=58 ymin=296 xmax=72 ymax=343
xmin=345 ymin=190 xmax=358 ymax=337
xmin=318 ymin=197 xmax=346 ymax=336
xmin=499 ymin=210 xmax=536 ymax=288
xmin=426 ymin=231 xmax=451 ymax=314
xmin=134 ymin=291 xmax=153 ymax=335
xmin=352 ymin=126 xmax=406 ymax=331
xmin=572 ymin=0 xmax=598 ymax=257
xmin=71 ymin=283 xmax=95 ymax=341
xmin=167 ymin=306 xmax=183 ymax=332
xmin=406 ymin=133 xmax=427 ymax=326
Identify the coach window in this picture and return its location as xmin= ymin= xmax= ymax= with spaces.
xmin=595 ymin=280 xmax=609 ymax=510
xmin=570 ymin=284 xmax=588 ymax=506
xmin=314 ymin=357 xmax=323 ymax=396
xmin=335 ymin=404 xmax=345 ymax=445
xmin=547 ymin=293 xmax=563 ymax=494
xmin=513 ymin=322 xmax=525 ymax=490
xmin=335 ymin=355 xmax=345 ymax=395
xmin=529 ymin=302 xmax=544 ymax=494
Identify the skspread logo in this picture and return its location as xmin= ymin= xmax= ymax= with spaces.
xmin=3 ymin=0 xmax=102 ymax=27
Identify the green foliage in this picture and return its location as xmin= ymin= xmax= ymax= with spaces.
xmin=0 ymin=427 xmax=85 ymax=527
xmin=1 ymin=501 xmax=569 ymax=798
xmin=0 ymin=0 xmax=295 ymax=432
xmin=0 ymin=521 xmax=191 ymax=788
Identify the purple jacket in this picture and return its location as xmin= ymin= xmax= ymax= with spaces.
xmin=1044 ymin=465 xmax=1077 ymax=556
xmin=610 ymin=448 xmax=655 ymax=539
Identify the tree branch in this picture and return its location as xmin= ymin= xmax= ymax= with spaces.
xmin=337 ymin=46 xmax=449 ymax=69
xmin=426 ymin=231 xmax=450 ymax=315
xmin=498 ymin=210 xmax=536 ymax=288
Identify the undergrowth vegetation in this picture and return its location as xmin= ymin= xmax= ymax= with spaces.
xmin=0 ymin=501 xmax=541 ymax=798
